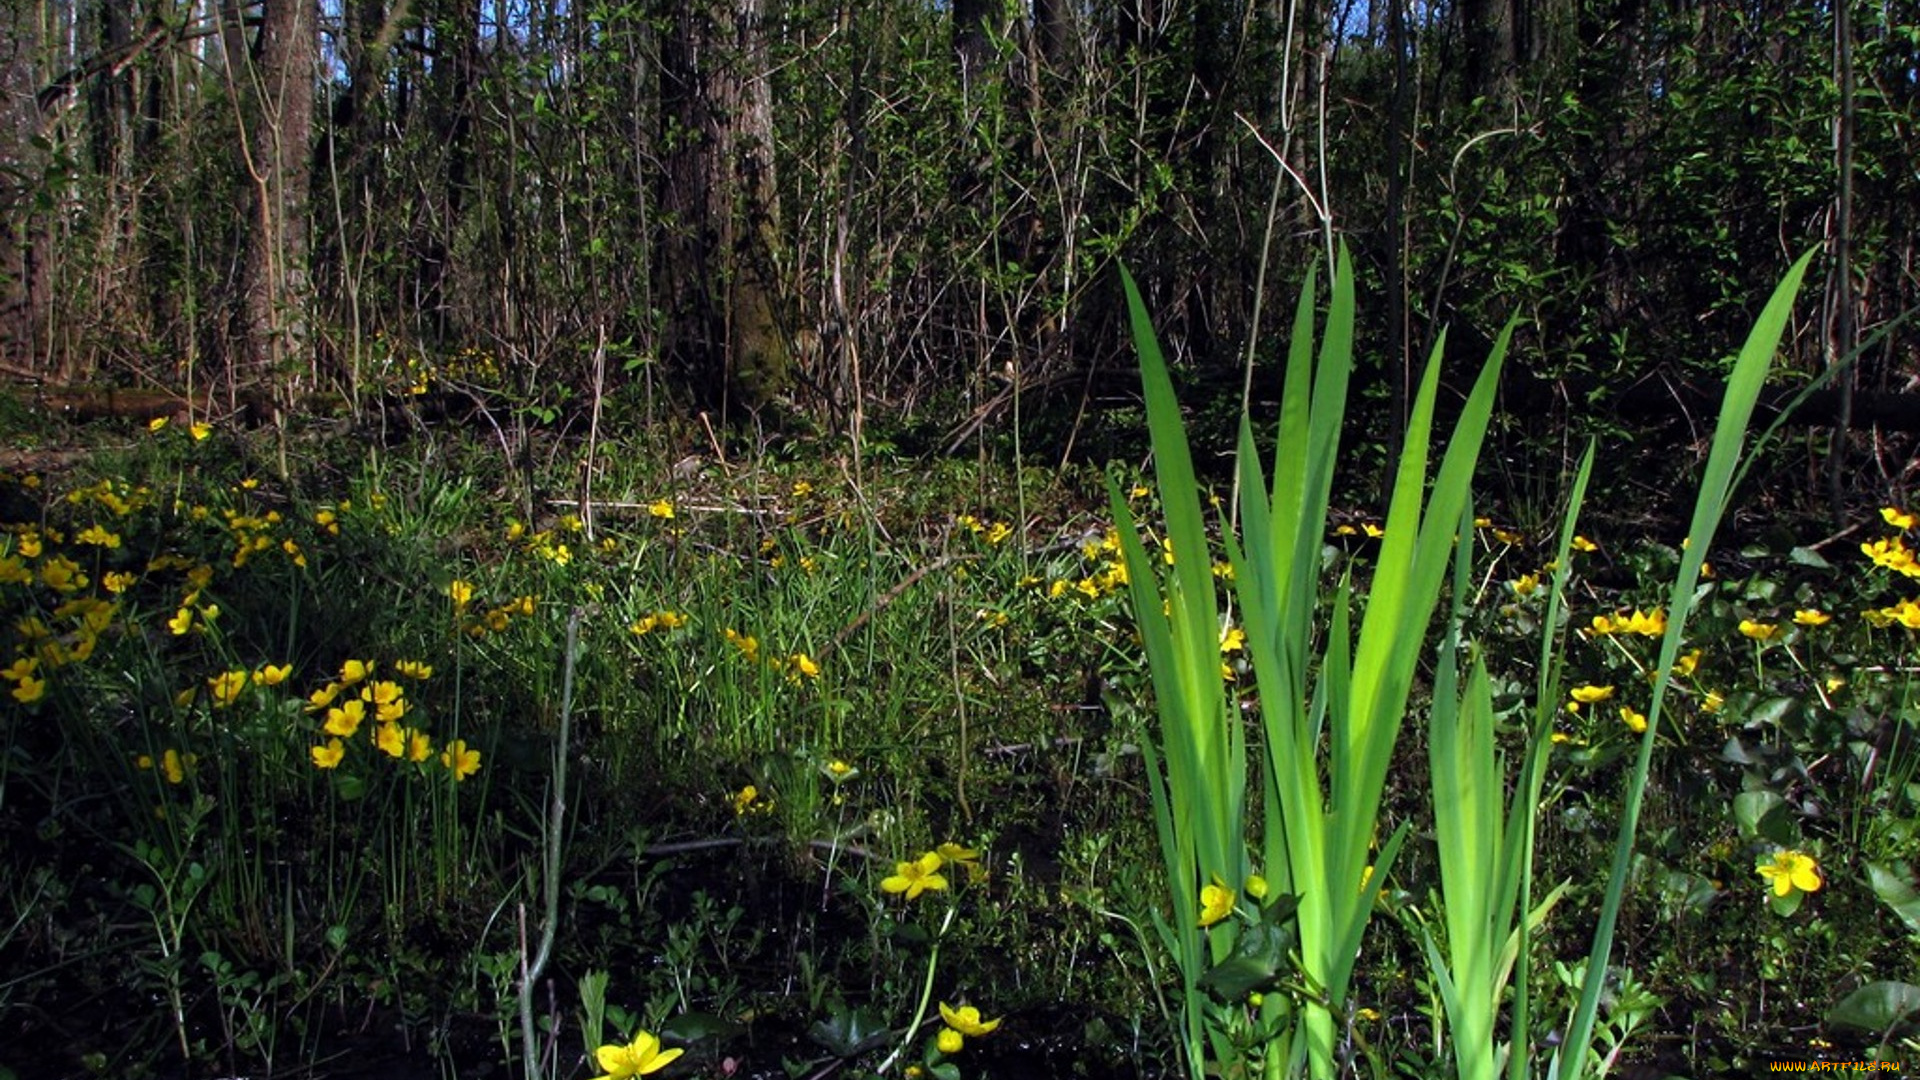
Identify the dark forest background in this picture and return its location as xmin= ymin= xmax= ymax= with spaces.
xmin=1 ymin=0 xmax=1915 ymax=483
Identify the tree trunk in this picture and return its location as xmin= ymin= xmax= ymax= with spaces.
xmin=657 ymin=0 xmax=792 ymax=417
xmin=0 ymin=1 xmax=47 ymax=373
xmin=1461 ymin=0 xmax=1518 ymax=104
xmin=233 ymin=0 xmax=316 ymax=389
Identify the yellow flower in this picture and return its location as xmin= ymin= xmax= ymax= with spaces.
xmin=1589 ymin=614 xmax=1618 ymax=636
xmin=1756 ymin=849 xmax=1822 ymax=897
xmin=395 ymin=659 xmax=434 ymax=679
xmin=937 ymin=1027 xmax=965 ymax=1055
xmin=590 ymin=1030 xmax=683 ymax=1079
xmin=938 ymin=1002 xmax=1002 ymax=1038
xmin=724 ymin=628 xmax=760 ymax=663
xmin=1883 ymin=507 xmax=1917 ymax=530
xmin=1198 ymin=878 xmax=1235 ymax=927
xmin=364 ymin=680 xmax=406 ymax=722
xmin=1572 ymin=535 xmax=1599 ymax=553
xmin=11 ymin=673 xmax=46 ymax=703
xmin=1738 ymin=618 xmax=1783 ymax=642
xmin=1220 ymin=626 xmax=1246 ymax=654
xmin=937 ymin=841 xmax=985 ymax=882
xmin=161 ymin=748 xmax=192 ymax=784
xmin=1702 ymin=690 xmax=1726 ymax=713
xmin=449 ymin=579 xmax=475 ymax=610
xmin=1624 ymin=608 xmax=1667 ymax=636
xmin=340 ymin=658 xmax=374 ymax=685
xmin=789 ymin=652 xmax=820 ymax=679
xmin=1244 ymin=874 xmax=1269 ymax=900
xmin=189 ymin=422 xmax=211 ymax=441
xmin=406 ymin=728 xmax=433 ymax=762
xmin=209 ymin=670 xmax=248 ymax=707
xmin=308 ymin=682 xmax=342 ymax=710
xmin=647 ymin=499 xmax=675 ymax=521
xmin=441 ymin=739 xmax=481 ymax=780
xmin=732 ymin=784 xmax=761 ymax=816
xmin=1362 ymin=522 xmax=1385 ymax=539
xmin=1619 ymin=706 xmax=1648 ymax=734
xmin=1510 ymin=573 xmax=1541 ymax=598
xmin=325 ymin=699 xmax=367 ymax=738
xmin=148 ymin=417 xmax=168 ymax=432
xmin=75 ymin=525 xmax=121 ymax=548
xmin=1792 ymin=609 xmax=1830 ymax=627
xmin=255 ymin=663 xmax=291 ymax=687
xmin=1570 ymin=684 xmax=1615 ymax=705
xmin=374 ymin=723 xmax=405 ymax=758
xmin=881 ymin=852 xmax=949 ymax=900
xmin=312 ymin=730 xmax=347 ymax=764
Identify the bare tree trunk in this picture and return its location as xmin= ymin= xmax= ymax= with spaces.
xmin=657 ymin=0 xmax=792 ymax=417
xmin=1461 ymin=0 xmax=1518 ymax=104
xmin=233 ymin=0 xmax=316 ymax=390
xmin=0 ymin=0 xmax=48 ymax=374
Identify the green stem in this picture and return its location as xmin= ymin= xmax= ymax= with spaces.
xmin=876 ymin=905 xmax=955 ymax=1075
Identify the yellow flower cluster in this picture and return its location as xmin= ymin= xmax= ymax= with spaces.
xmin=957 ymin=514 xmax=1013 ymax=546
xmin=305 ymin=658 xmax=477 ymax=780
xmin=449 ymin=580 xmax=537 ymax=636
xmin=1861 ymin=508 xmax=1920 ymax=627
xmin=721 ymin=626 xmax=820 ymax=682
xmin=1197 ymin=872 xmax=1270 ymax=927
xmin=1589 ymin=607 xmax=1667 ymax=637
xmin=935 ymin=1001 xmax=1003 ymax=1055
xmin=628 ymin=610 xmax=690 ymax=636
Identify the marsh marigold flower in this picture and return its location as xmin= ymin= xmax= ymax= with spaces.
xmin=1619 ymin=706 xmax=1648 ymax=734
xmin=590 ymin=1030 xmax=682 ymax=1079
xmin=881 ymin=852 xmax=949 ymax=900
xmin=441 ymin=739 xmax=481 ymax=780
xmin=938 ymin=1003 xmax=1002 ymax=1039
xmin=1756 ymin=849 xmax=1822 ymax=898
xmin=1570 ymin=684 xmax=1615 ymax=705
xmin=937 ymin=1027 xmax=965 ymax=1054
xmin=1623 ymin=608 xmax=1667 ymax=636
xmin=1793 ymin=609 xmax=1831 ymax=627
xmin=209 ymin=670 xmax=248 ymax=707
xmin=1738 ymin=619 xmax=1783 ymax=642
xmin=1198 ymin=878 xmax=1235 ymax=927
xmin=312 ymin=738 xmax=345 ymax=769
xmin=1883 ymin=507 xmax=1917 ymax=530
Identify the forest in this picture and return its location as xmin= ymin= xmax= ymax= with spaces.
xmin=1 ymin=0 xmax=1918 ymax=1077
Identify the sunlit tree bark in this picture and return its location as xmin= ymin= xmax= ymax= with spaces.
xmin=657 ymin=0 xmax=792 ymax=416
xmin=231 ymin=0 xmax=316 ymax=387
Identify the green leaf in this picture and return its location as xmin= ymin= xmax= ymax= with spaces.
xmin=1829 ymin=981 xmax=1920 ymax=1034
xmin=1199 ymin=921 xmax=1295 ymax=999
xmin=661 ymin=1011 xmax=742 ymax=1044
xmin=808 ymin=1005 xmax=892 ymax=1057
xmin=1788 ymin=545 xmax=1833 ymax=569
xmin=1733 ymin=790 xmax=1790 ymax=843
xmin=1867 ymin=863 xmax=1920 ymax=936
